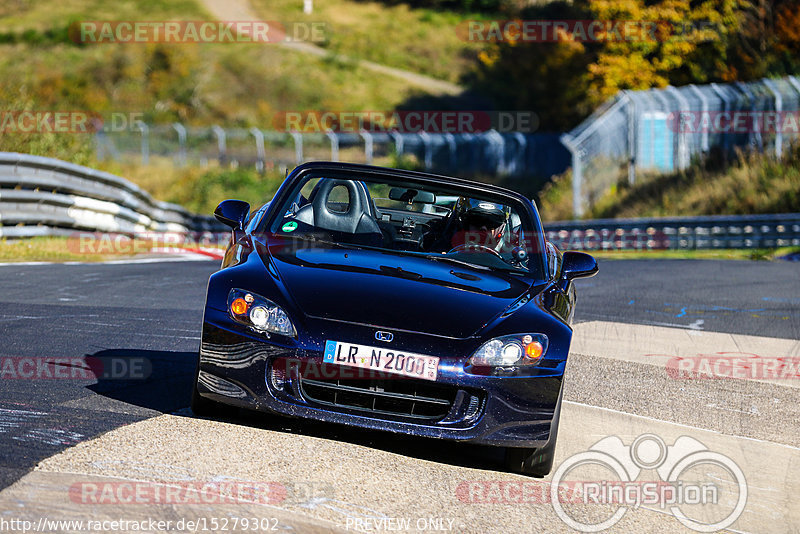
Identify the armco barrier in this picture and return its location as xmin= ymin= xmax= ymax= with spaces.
xmin=544 ymin=213 xmax=800 ymax=251
xmin=0 ymin=152 xmax=224 ymax=238
xmin=3 ymin=152 xmax=796 ymax=253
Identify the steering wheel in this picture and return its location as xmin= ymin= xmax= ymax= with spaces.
xmin=447 ymin=243 xmax=503 ymax=258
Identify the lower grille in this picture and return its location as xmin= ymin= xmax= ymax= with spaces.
xmin=298 ymin=373 xmax=459 ymax=422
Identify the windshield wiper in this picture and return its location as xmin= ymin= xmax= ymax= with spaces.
xmin=421 ymin=254 xmax=493 ymax=271
xmin=280 ymin=233 xmax=349 ymax=249
xmin=424 ymin=253 xmax=531 ymax=274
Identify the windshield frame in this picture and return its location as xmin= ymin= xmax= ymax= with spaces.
xmin=256 ymin=163 xmax=548 ymax=279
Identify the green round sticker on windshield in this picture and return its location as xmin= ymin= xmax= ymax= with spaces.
xmin=282 ymin=221 xmax=298 ymax=233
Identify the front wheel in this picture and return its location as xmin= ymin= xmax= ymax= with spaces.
xmin=503 ymin=386 xmax=563 ymax=477
xmin=504 ymin=445 xmax=556 ymax=478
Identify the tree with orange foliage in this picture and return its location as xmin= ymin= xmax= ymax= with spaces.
xmin=468 ymin=0 xmax=799 ymax=130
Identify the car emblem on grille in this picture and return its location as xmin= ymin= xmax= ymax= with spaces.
xmin=375 ymin=331 xmax=393 ymax=342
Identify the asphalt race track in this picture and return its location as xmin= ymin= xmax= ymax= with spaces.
xmin=573 ymin=259 xmax=800 ymax=338
xmin=0 ymin=257 xmax=798 ymax=532
xmin=0 ymin=260 xmax=213 ymax=488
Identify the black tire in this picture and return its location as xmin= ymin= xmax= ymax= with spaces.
xmin=190 ymin=361 xmax=238 ymax=418
xmin=504 ymin=445 xmax=555 ymax=478
xmin=504 ymin=386 xmax=564 ymax=477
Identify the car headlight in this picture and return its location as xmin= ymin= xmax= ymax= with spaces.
xmin=227 ymin=288 xmax=296 ymax=337
xmin=469 ymin=334 xmax=548 ymax=367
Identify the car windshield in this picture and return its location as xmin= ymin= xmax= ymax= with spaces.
xmin=265 ymin=173 xmax=545 ymax=278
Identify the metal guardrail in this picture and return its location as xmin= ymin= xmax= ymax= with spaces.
xmin=98 ymin=125 xmax=571 ymax=180
xmin=544 ymin=213 xmax=800 ymax=251
xmin=0 ymin=152 xmax=223 ymax=238
xmin=3 ymin=151 xmax=796 ymax=253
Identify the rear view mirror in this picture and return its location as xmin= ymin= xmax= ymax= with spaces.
xmin=388 ymin=187 xmax=436 ymax=204
xmin=561 ymin=251 xmax=598 ymax=281
xmin=214 ymin=199 xmax=250 ymax=230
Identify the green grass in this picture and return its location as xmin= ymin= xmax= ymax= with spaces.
xmin=538 ymin=147 xmax=800 ymax=222
xmin=126 ymin=164 xmax=287 ymax=215
xmin=0 ymin=236 xmax=145 ymax=262
xmin=3 ymin=237 xmax=794 ymax=263
xmin=0 ymin=41 xmax=426 ymax=128
xmin=250 ymin=0 xmax=495 ymax=84
xmin=0 ymin=235 xmax=226 ymax=263
xmin=96 ymin=149 xmax=408 ymax=217
xmin=0 ymin=0 xmax=205 ymax=29
xmin=0 ymin=0 xmax=439 ymax=134
xmin=0 ymin=0 xmax=482 ymax=233
xmin=533 ymin=149 xmax=800 ymax=261
xmin=589 ymin=247 xmax=800 ymax=261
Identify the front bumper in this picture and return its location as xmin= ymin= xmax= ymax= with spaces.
xmin=197 ymin=308 xmax=565 ymax=448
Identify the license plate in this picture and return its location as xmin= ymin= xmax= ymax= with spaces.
xmin=323 ymin=340 xmax=439 ymax=381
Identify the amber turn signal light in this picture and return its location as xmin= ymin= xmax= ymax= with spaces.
xmin=524 ymin=341 xmax=544 ymax=360
xmin=230 ymin=297 xmax=249 ymax=315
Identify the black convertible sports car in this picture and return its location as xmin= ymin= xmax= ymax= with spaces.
xmin=192 ymin=162 xmax=597 ymax=476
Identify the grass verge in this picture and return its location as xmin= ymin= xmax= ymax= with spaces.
xmin=0 ymin=236 xmax=225 ymax=263
xmin=537 ymin=147 xmax=800 ymax=222
xmin=0 ymin=0 xmax=436 ymax=135
xmin=250 ymin=0 xmax=494 ymax=84
xmin=2 ymin=237 xmax=796 ymax=264
xmin=588 ymin=247 xmax=800 ymax=261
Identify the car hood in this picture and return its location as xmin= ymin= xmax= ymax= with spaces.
xmin=265 ymin=244 xmax=537 ymax=339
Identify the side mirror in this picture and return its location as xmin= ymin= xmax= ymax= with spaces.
xmin=561 ymin=251 xmax=598 ymax=281
xmin=214 ymin=199 xmax=250 ymax=230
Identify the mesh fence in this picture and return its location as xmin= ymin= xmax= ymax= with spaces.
xmin=98 ymin=126 xmax=571 ymax=180
xmin=560 ymin=76 xmax=800 ymax=217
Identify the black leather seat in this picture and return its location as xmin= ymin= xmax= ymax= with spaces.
xmin=293 ymin=179 xmax=383 ymax=246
